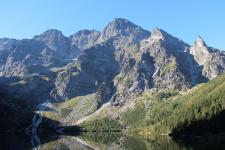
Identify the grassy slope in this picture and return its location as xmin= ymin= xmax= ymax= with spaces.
xmin=58 ymin=96 xmax=82 ymax=118
xmin=81 ymin=74 xmax=225 ymax=136
xmin=125 ymin=74 xmax=225 ymax=135
xmin=43 ymin=93 xmax=99 ymax=125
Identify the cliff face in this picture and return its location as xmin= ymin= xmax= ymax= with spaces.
xmin=0 ymin=18 xmax=224 ymax=108
xmin=189 ymin=36 xmax=225 ymax=79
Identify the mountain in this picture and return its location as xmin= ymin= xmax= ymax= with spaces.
xmin=100 ymin=18 xmax=150 ymax=41
xmin=81 ymin=73 xmax=225 ymax=136
xmin=0 ymin=18 xmax=225 ymax=132
xmin=0 ymin=30 xmax=80 ymax=78
xmin=189 ymin=36 xmax=225 ymax=79
xmin=33 ymin=29 xmax=80 ymax=59
xmin=51 ymin=42 xmax=119 ymax=101
xmin=70 ymin=29 xmax=101 ymax=50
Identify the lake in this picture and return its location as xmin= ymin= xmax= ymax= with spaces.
xmin=1 ymin=132 xmax=225 ymax=150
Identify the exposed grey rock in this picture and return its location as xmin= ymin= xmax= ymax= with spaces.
xmin=33 ymin=29 xmax=80 ymax=59
xmin=0 ymin=18 xmax=224 ymax=108
xmin=110 ymin=29 xmax=192 ymax=105
xmin=0 ymin=29 xmax=81 ymax=79
xmin=189 ymin=36 xmax=225 ymax=79
xmin=70 ymin=29 xmax=101 ymax=49
xmin=0 ymin=30 xmax=80 ymax=104
xmin=51 ymin=42 xmax=119 ymax=101
xmin=100 ymin=18 xmax=150 ymax=42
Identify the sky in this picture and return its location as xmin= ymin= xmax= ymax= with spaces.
xmin=0 ymin=0 xmax=224 ymax=49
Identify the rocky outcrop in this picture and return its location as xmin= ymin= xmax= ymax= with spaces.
xmin=100 ymin=18 xmax=150 ymax=42
xmin=0 ymin=30 xmax=82 ymax=104
xmin=189 ymin=36 xmax=225 ymax=79
xmin=111 ymin=28 xmax=191 ymax=106
xmin=33 ymin=29 xmax=80 ymax=60
xmin=0 ymin=18 xmax=224 ymax=108
xmin=51 ymin=42 xmax=119 ymax=101
xmin=0 ymin=30 xmax=81 ymax=79
xmin=70 ymin=30 xmax=101 ymax=50
xmin=140 ymin=28 xmax=192 ymax=89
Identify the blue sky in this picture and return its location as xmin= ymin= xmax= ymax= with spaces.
xmin=0 ymin=0 xmax=224 ymax=49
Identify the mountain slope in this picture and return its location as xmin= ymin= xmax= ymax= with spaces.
xmin=80 ymin=73 xmax=225 ymax=136
xmin=189 ymin=36 xmax=225 ymax=79
xmin=0 ymin=18 xmax=224 ymax=126
xmin=146 ymin=73 xmax=225 ymax=135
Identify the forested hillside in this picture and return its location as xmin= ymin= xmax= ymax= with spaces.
xmin=82 ymin=73 xmax=225 ymax=136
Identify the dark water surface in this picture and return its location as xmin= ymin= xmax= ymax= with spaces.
xmin=1 ymin=132 xmax=225 ymax=150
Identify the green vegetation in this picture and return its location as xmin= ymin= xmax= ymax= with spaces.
xmin=78 ymin=95 xmax=98 ymax=114
xmin=58 ymin=94 xmax=98 ymax=119
xmin=121 ymin=90 xmax=179 ymax=129
xmin=60 ymin=107 xmax=73 ymax=118
xmin=160 ymin=59 xmax=177 ymax=77
xmin=58 ymin=97 xmax=81 ymax=108
xmin=43 ymin=111 xmax=59 ymax=121
xmin=146 ymin=74 xmax=225 ymax=135
xmin=119 ymin=74 xmax=225 ymax=136
xmin=121 ymin=101 xmax=147 ymax=128
xmin=156 ymin=89 xmax=179 ymax=100
xmin=121 ymin=135 xmax=186 ymax=150
xmin=40 ymin=139 xmax=70 ymax=150
xmin=81 ymin=74 xmax=225 ymax=137
xmin=81 ymin=132 xmax=122 ymax=145
xmin=122 ymin=136 xmax=148 ymax=150
xmin=82 ymin=117 xmax=122 ymax=132
xmin=80 ymin=132 xmax=191 ymax=150
xmin=58 ymin=96 xmax=81 ymax=117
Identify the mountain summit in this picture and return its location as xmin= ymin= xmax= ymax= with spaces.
xmin=0 ymin=18 xmax=224 ymax=106
xmin=100 ymin=18 xmax=150 ymax=41
xmin=195 ymin=36 xmax=207 ymax=46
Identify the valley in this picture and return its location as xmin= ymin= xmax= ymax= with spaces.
xmin=0 ymin=18 xmax=225 ymax=149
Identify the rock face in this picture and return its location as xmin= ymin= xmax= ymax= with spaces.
xmin=189 ymin=36 xmax=225 ymax=79
xmin=70 ymin=30 xmax=101 ymax=50
xmin=0 ymin=18 xmax=224 ymax=107
xmin=33 ymin=29 xmax=80 ymax=60
xmin=100 ymin=18 xmax=150 ymax=42
xmin=111 ymin=28 xmax=193 ymax=106
xmin=0 ymin=30 xmax=80 ymax=103
xmin=52 ymin=42 xmax=119 ymax=101
xmin=0 ymin=30 xmax=80 ymax=78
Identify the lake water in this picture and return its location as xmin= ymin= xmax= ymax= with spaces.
xmin=0 ymin=132 xmax=224 ymax=150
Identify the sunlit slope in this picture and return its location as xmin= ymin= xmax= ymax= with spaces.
xmin=81 ymin=73 xmax=225 ymax=136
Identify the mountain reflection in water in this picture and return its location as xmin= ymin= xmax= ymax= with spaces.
xmin=1 ymin=132 xmax=225 ymax=150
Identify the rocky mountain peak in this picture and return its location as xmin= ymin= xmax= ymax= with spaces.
xmin=70 ymin=29 xmax=101 ymax=49
xmin=33 ymin=29 xmax=68 ymax=49
xmin=100 ymin=18 xmax=150 ymax=41
xmin=33 ymin=29 xmax=70 ymax=50
xmin=33 ymin=29 xmax=65 ymax=41
xmin=146 ymin=28 xmax=189 ymax=53
xmin=195 ymin=36 xmax=207 ymax=47
xmin=150 ymin=28 xmax=177 ymax=42
xmin=105 ymin=18 xmax=137 ymax=29
xmin=43 ymin=29 xmax=63 ymax=35
xmin=72 ymin=29 xmax=100 ymax=37
xmin=189 ymin=36 xmax=225 ymax=79
xmin=151 ymin=28 xmax=166 ymax=39
xmin=0 ymin=18 xmax=224 ymax=108
xmin=32 ymin=29 xmax=80 ymax=60
xmin=190 ymin=36 xmax=209 ymax=56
